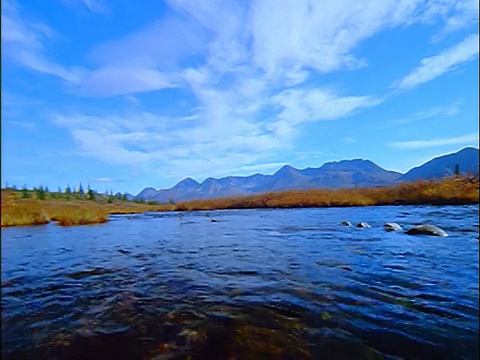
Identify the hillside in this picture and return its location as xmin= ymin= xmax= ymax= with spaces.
xmin=136 ymin=147 xmax=479 ymax=203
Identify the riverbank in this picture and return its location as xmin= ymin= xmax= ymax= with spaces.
xmin=174 ymin=176 xmax=479 ymax=211
xmin=1 ymin=176 xmax=478 ymax=227
xmin=1 ymin=194 xmax=174 ymax=227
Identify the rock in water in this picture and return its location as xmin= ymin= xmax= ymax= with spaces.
xmin=340 ymin=221 xmax=351 ymax=226
xmin=356 ymin=222 xmax=371 ymax=228
xmin=405 ymin=224 xmax=448 ymax=237
xmin=383 ymin=222 xmax=402 ymax=232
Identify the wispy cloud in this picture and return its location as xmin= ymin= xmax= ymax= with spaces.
xmin=80 ymin=0 xmax=107 ymax=14
xmin=52 ymin=83 xmax=380 ymax=182
xmin=1 ymin=0 xmax=79 ymax=80
xmin=388 ymin=132 xmax=479 ymax=149
xmin=392 ymin=34 xmax=479 ymax=90
xmin=429 ymin=0 xmax=479 ymax=42
xmin=73 ymin=0 xmax=479 ymax=97
xmin=272 ymin=88 xmax=381 ymax=123
xmin=51 ymin=109 xmax=286 ymax=181
xmin=72 ymin=66 xmax=175 ymax=97
xmin=7 ymin=120 xmax=37 ymax=131
xmin=391 ymin=101 xmax=461 ymax=124
xmin=1 ymin=91 xmax=44 ymax=125
xmin=91 ymin=177 xmax=124 ymax=183
xmin=49 ymin=0 xmax=480 ymax=183
xmin=5 ymin=0 xmax=479 ymax=188
xmin=342 ymin=137 xmax=357 ymax=143
xmin=60 ymin=0 xmax=108 ymax=14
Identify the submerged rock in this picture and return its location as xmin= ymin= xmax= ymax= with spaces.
xmin=383 ymin=222 xmax=402 ymax=232
xmin=356 ymin=222 xmax=370 ymax=228
xmin=405 ymin=224 xmax=448 ymax=237
xmin=340 ymin=221 xmax=351 ymax=226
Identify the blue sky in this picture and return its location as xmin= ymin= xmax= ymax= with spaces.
xmin=2 ymin=0 xmax=479 ymax=195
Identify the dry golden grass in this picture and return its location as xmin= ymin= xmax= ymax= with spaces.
xmin=2 ymin=176 xmax=478 ymax=226
xmin=1 ymin=191 xmax=174 ymax=227
xmin=1 ymin=197 xmax=109 ymax=227
xmin=41 ymin=201 xmax=109 ymax=226
xmin=174 ymin=176 xmax=479 ymax=211
xmin=1 ymin=198 xmax=50 ymax=227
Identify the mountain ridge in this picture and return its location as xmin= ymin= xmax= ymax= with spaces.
xmin=136 ymin=147 xmax=479 ymax=203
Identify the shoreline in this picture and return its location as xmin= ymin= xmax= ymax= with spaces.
xmin=2 ymin=200 xmax=479 ymax=229
xmin=2 ymin=176 xmax=478 ymax=228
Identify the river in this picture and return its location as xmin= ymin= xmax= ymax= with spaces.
xmin=1 ymin=205 xmax=479 ymax=359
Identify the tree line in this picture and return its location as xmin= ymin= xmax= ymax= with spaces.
xmin=2 ymin=183 xmax=161 ymax=205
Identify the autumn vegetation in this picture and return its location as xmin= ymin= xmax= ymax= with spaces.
xmin=1 ymin=186 xmax=173 ymax=227
xmin=173 ymin=176 xmax=479 ymax=211
xmin=1 ymin=176 xmax=478 ymax=227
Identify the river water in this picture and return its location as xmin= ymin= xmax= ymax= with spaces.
xmin=1 ymin=205 xmax=479 ymax=359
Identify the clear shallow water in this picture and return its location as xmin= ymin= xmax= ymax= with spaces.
xmin=1 ymin=205 xmax=479 ymax=359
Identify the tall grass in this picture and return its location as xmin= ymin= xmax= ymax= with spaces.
xmin=1 ymin=198 xmax=50 ymax=227
xmin=42 ymin=201 xmax=109 ymax=226
xmin=174 ymin=176 xmax=479 ymax=211
xmin=1 ymin=192 xmax=173 ymax=227
xmin=1 ymin=197 xmax=109 ymax=227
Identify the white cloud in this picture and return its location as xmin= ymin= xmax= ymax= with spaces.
xmin=87 ymin=15 xmax=205 ymax=68
xmin=80 ymin=0 xmax=107 ymax=14
xmin=343 ymin=137 xmax=357 ymax=143
xmin=60 ymin=0 xmax=108 ymax=14
xmin=6 ymin=0 xmax=479 ymax=185
xmin=250 ymin=0 xmax=378 ymax=76
xmin=1 ymin=0 xmax=79 ymax=80
xmin=51 ymin=109 xmax=286 ymax=181
xmin=52 ymin=81 xmax=382 ymax=182
xmin=392 ymin=34 xmax=479 ymax=90
xmin=72 ymin=66 xmax=175 ymax=96
xmin=73 ymin=0 xmax=479 ymax=97
xmin=273 ymin=88 xmax=381 ymax=123
xmin=91 ymin=177 xmax=122 ymax=183
xmin=429 ymin=0 xmax=479 ymax=42
xmin=388 ymin=132 xmax=479 ymax=149
xmin=391 ymin=101 xmax=461 ymax=124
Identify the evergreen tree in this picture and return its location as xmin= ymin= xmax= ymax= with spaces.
xmin=87 ymin=188 xmax=95 ymax=200
xmin=65 ymin=185 xmax=71 ymax=200
xmin=36 ymin=185 xmax=46 ymax=200
xmin=107 ymin=189 xmax=114 ymax=203
xmin=21 ymin=185 xmax=31 ymax=199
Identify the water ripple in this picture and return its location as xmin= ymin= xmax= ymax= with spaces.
xmin=1 ymin=205 xmax=478 ymax=359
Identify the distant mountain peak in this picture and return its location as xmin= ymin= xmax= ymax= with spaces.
xmin=319 ymin=158 xmax=382 ymax=172
xmin=399 ymin=147 xmax=479 ymax=182
xmin=176 ymin=177 xmax=200 ymax=186
xmin=135 ymin=147 xmax=478 ymax=203
xmin=142 ymin=186 xmax=157 ymax=191
xmin=459 ymin=146 xmax=478 ymax=152
xmin=275 ymin=164 xmax=297 ymax=174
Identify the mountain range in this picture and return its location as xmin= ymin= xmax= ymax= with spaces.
xmin=136 ymin=147 xmax=479 ymax=203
